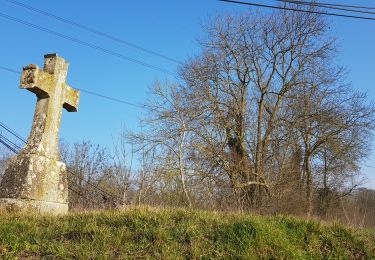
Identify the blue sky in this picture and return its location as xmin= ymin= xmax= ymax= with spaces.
xmin=0 ymin=0 xmax=374 ymax=188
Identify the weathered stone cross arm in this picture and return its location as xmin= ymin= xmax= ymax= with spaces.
xmin=63 ymin=85 xmax=80 ymax=112
xmin=20 ymin=54 xmax=79 ymax=112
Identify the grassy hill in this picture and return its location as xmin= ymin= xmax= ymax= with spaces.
xmin=0 ymin=207 xmax=374 ymax=259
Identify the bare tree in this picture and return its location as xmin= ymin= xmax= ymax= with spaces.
xmin=286 ymin=78 xmax=375 ymax=215
xmin=128 ymin=82 xmax=194 ymax=207
xmin=65 ymin=141 xmax=113 ymax=209
xmin=179 ymin=8 xmax=339 ymax=209
xmin=111 ymin=135 xmax=136 ymax=206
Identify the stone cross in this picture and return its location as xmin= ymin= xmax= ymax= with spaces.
xmin=0 ymin=54 xmax=80 ymax=214
xmin=21 ymin=54 xmax=79 ymax=159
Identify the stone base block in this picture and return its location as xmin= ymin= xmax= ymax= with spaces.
xmin=0 ymin=198 xmax=68 ymax=215
xmin=0 ymin=153 xmax=68 ymax=204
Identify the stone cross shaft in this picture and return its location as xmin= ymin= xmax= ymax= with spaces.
xmin=0 ymin=54 xmax=79 ymax=214
xmin=21 ymin=54 xmax=79 ymax=159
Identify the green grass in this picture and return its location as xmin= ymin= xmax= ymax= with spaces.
xmin=0 ymin=207 xmax=374 ymax=259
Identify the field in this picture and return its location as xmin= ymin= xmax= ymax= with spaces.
xmin=0 ymin=207 xmax=374 ymax=259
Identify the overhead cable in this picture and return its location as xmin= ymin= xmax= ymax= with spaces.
xmin=277 ymin=0 xmax=375 ymax=15
xmin=4 ymin=0 xmax=182 ymax=64
xmin=277 ymin=0 xmax=375 ymax=11
xmin=0 ymin=132 xmax=22 ymax=151
xmin=0 ymin=12 xmax=177 ymax=76
xmin=0 ymin=136 xmax=19 ymax=153
xmin=0 ymin=121 xmax=26 ymax=144
xmin=218 ymin=0 xmax=375 ymax=21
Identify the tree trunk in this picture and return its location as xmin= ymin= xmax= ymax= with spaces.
xmin=304 ymin=152 xmax=313 ymax=217
xmin=178 ymin=128 xmax=192 ymax=207
xmin=255 ymin=92 xmax=265 ymax=176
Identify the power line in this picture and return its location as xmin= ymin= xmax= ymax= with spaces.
xmin=66 ymin=169 xmax=120 ymax=201
xmin=0 ymin=124 xmax=26 ymax=149
xmin=0 ymin=121 xmax=26 ymax=144
xmin=0 ymin=65 xmax=144 ymax=109
xmin=78 ymin=89 xmax=144 ymax=109
xmin=277 ymin=0 xmax=375 ymax=15
xmin=0 ymin=65 xmax=20 ymax=74
xmin=277 ymin=0 xmax=375 ymax=11
xmin=4 ymin=0 xmax=182 ymax=65
xmin=0 ymin=12 xmax=177 ymax=76
xmin=218 ymin=0 xmax=375 ymax=21
xmin=0 ymin=132 xmax=22 ymax=151
xmin=65 ymin=179 xmax=97 ymax=205
xmin=0 ymin=136 xmax=19 ymax=154
xmin=67 ymin=174 xmax=115 ymax=205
